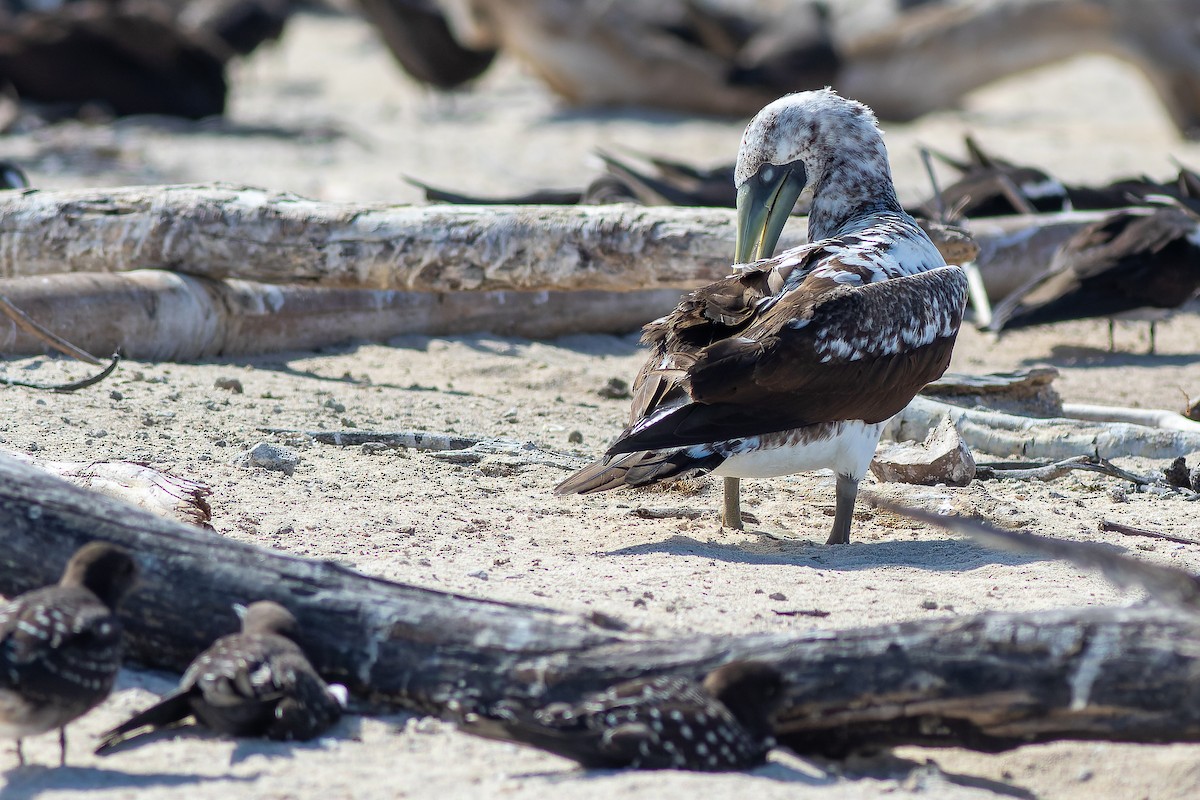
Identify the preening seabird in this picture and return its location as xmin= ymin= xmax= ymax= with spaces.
xmin=557 ymin=89 xmax=968 ymax=544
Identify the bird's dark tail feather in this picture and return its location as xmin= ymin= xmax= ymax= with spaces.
xmin=555 ymin=450 xmax=725 ymax=495
xmin=457 ymin=713 xmax=618 ymax=769
xmin=94 ymin=691 xmax=193 ymax=755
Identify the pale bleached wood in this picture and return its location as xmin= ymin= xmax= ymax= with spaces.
xmin=889 ymin=396 xmax=1200 ymax=460
xmin=0 ymin=184 xmax=1091 ymax=297
xmin=4 ymin=449 xmax=1200 ymax=754
xmin=0 ymin=185 xmax=768 ymax=292
xmin=0 ymin=270 xmax=684 ymax=359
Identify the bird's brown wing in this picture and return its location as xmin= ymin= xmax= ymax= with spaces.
xmin=610 ymin=265 xmax=966 ymax=454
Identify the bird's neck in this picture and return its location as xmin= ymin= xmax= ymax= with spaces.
xmin=806 ymin=151 xmax=903 ymax=241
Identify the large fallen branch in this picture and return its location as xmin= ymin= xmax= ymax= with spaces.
xmin=3 ymin=450 xmax=1200 ymax=754
xmin=0 ymin=185 xmax=763 ymax=292
xmin=0 ymin=271 xmax=684 ymax=359
xmin=0 ymin=184 xmax=1099 ymax=296
xmin=888 ymin=396 xmax=1200 ymax=460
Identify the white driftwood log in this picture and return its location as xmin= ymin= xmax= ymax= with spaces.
xmin=0 ymin=271 xmax=684 ymax=359
xmin=1060 ymin=403 xmax=1200 ymax=433
xmin=0 ymin=185 xmax=1091 ymax=296
xmin=889 ymin=397 xmax=1200 ymax=460
xmin=0 ymin=185 xmax=786 ymax=292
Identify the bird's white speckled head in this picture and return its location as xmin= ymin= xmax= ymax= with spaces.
xmin=736 ymin=89 xmax=902 ymax=240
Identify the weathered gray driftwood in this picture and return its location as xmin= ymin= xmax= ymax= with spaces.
xmin=4 ymin=450 xmax=1200 ymax=754
xmin=0 ymin=270 xmax=683 ymax=359
xmin=889 ymin=396 xmax=1200 ymax=459
xmin=0 ymin=185 xmax=775 ymax=292
xmin=0 ymin=185 xmax=1096 ymax=296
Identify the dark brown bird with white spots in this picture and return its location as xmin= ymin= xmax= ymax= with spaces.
xmin=556 ymin=89 xmax=968 ymax=543
xmin=95 ymin=601 xmax=345 ymax=753
xmin=458 ymin=660 xmax=785 ymax=771
xmin=0 ymin=541 xmax=138 ymax=766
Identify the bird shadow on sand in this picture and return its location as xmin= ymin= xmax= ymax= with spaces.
xmin=1020 ymin=345 xmax=1196 ymax=368
xmin=90 ymin=716 xmax=359 ymax=769
xmin=499 ymin=753 xmax=837 ymax=786
xmin=603 ymin=534 xmax=1046 ymax=572
xmin=0 ymin=764 xmax=259 ymax=799
xmin=833 ymin=751 xmax=1038 ymax=799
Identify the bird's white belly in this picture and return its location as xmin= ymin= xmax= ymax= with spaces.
xmin=710 ymin=420 xmax=884 ymax=480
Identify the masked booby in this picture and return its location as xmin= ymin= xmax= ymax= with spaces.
xmin=556 ymin=89 xmax=968 ymax=544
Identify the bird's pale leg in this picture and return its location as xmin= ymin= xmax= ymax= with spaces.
xmin=1149 ymin=321 xmax=1157 ymax=355
xmin=59 ymin=727 xmax=67 ymax=766
xmin=15 ymin=739 xmax=24 ymax=767
xmin=826 ymin=474 xmax=859 ymax=545
xmin=1108 ymin=319 xmax=1116 ymax=352
xmin=722 ymin=477 xmax=744 ymax=529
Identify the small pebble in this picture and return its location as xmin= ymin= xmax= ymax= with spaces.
xmin=567 ymin=430 xmax=584 ymax=444
xmin=1108 ymin=486 xmax=1128 ymax=503
xmin=324 ymin=399 xmax=346 ymax=413
xmin=109 ymin=390 xmax=123 ymax=401
xmin=237 ymin=442 xmax=300 ymax=475
xmin=768 ymin=592 xmax=787 ymax=601
xmin=214 ymin=377 xmax=244 ymax=394
xmin=361 ymin=442 xmax=391 ymax=455
xmin=921 ymin=599 xmax=939 ymax=610
xmin=467 ymin=570 xmax=489 ymax=581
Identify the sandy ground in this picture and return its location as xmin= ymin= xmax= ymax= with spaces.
xmin=4 ymin=9 xmax=1200 ymax=800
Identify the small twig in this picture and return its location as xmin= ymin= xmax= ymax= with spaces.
xmin=772 ymin=609 xmax=831 ymax=618
xmin=995 ymin=173 xmax=1038 ymax=215
xmin=919 ymin=146 xmax=949 ymax=222
xmin=257 ymin=427 xmax=586 ymax=470
xmin=257 ymin=428 xmax=483 ymax=451
xmin=0 ymin=295 xmax=104 ymax=365
xmin=1099 ymin=519 xmax=1200 ymax=547
xmin=0 ymin=352 xmax=120 ymax=392
xmin=975 ymin=455 xmax=1151 ymax=486
xmin=631 ymin=507 xmax=711 ymax=520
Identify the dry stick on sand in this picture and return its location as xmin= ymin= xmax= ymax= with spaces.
xmin=258 ymin=427 xmax=587 ymax=471
xmin=1099 ymin=519 xmax=1200 ymax=547
xmin=6 ymin=451 xmax=1200 ymax=754
xmin=0 ymin=353 xmax=120 ymax=392
xmin=975 ymin=455 xmax=1152 ymax=486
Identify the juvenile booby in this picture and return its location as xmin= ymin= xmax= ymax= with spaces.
xmin=557 ymin=89 xmax=967 ymax=544
xmin=458 ymin=660 xmax=784 ymax=771
xmin=0 ymin=542 xmax=138 ymax=766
